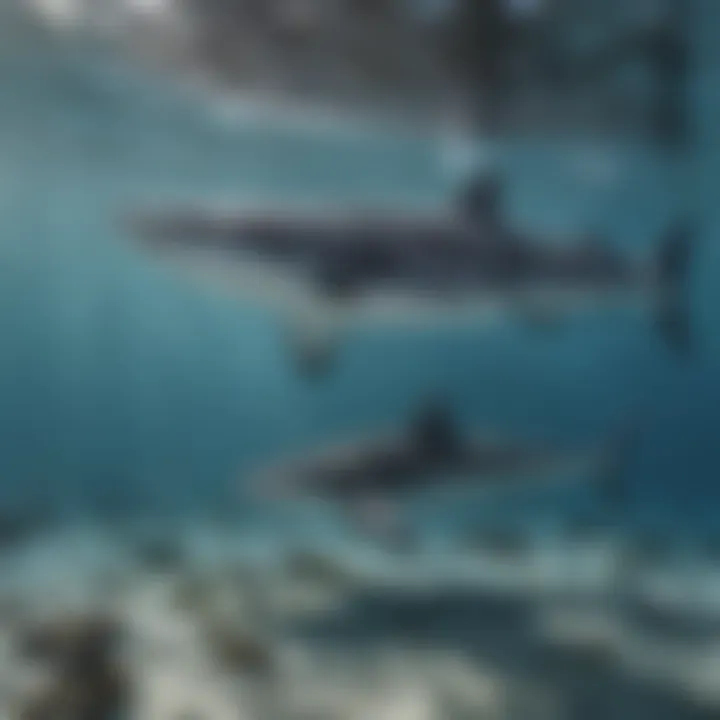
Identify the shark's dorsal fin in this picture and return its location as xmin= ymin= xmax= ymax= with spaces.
xmin=411 ymin=402 xmax=460 ymax=458
xmin=456 ymin=172 xmax=503 ymax=227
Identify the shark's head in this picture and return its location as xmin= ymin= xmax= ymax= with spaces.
xmin=128 ymin=209 xmax=230 ymax=254
xmin=127 ymin=207 xmax=301 ymax=307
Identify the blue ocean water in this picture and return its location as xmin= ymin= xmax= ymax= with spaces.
xmin=0 ymin=12 xmax=717 ymax=537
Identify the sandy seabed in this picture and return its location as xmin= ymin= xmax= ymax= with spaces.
xmin=0 ymin=518 xmax=720 ymax=719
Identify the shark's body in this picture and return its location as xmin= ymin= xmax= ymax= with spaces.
xmin=247 ymin=404 xmax=629 ymax=533
xmin=129 ymin=176 xmax=695 ymax=375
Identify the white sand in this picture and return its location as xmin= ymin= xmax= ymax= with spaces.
xmin=0 ymin=521 xmax=719 ymax=718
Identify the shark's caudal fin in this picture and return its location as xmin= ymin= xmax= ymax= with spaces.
xmin=595 ymin=418 xmax=646 ymax=514
xmin=653 ymin=221 xmax=697 ymax=356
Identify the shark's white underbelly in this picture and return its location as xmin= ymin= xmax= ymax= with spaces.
xmin=159 ymin=247 xmax=651 ymax=331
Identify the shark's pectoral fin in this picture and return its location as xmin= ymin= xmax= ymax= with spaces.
xmin=284 ymin=302 xmax=349 ymax=380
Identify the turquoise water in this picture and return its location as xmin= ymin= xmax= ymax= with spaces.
xmin=0 ymin=16 xmax=718 ymax=535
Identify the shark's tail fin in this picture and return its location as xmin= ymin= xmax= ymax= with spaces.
xmin=595 ymin=416 xmax=646 ymax=515
xmin=653 ymin=220 xmax=697 ymax=356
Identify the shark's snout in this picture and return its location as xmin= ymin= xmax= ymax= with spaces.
xmin=249 ymin=467 xmax=301 ymax=504
xmin=128 ymin=209 xmax=224 ymax=252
